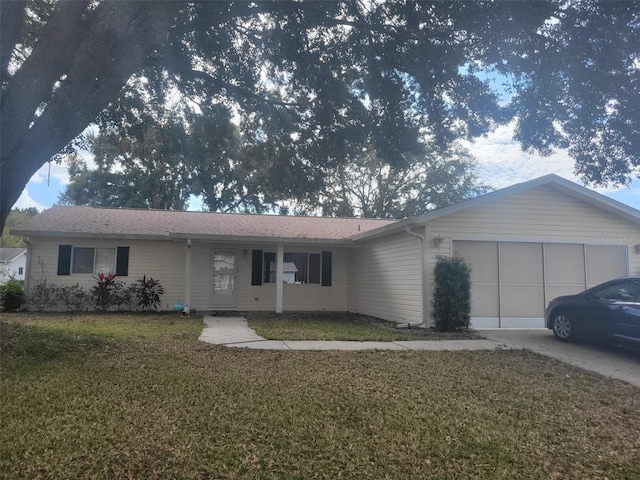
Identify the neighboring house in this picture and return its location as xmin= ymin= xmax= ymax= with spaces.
xmin=12 ymin=174 xmax=640 ymax=328
xmin=0 ymin=248 xmax=27 ymax=284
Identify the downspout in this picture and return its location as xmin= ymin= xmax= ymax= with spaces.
xmin=23 ymin=236 xmax=32 ymax=302
xmin=405 ymin=226 xmax=428 ymax=327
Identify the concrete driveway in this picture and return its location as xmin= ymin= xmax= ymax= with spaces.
xmin=480 ymin=329 xmax=640 ymax=387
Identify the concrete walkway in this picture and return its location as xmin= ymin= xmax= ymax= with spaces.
xmin=198 ymin=316 xmax=510 ymax=351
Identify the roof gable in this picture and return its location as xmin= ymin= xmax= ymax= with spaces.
xmin=352 ymin=174 xmax=640 ymax=241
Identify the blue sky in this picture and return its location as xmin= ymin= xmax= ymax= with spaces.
xmin=13 ymin=121 xmax=640 ymax=213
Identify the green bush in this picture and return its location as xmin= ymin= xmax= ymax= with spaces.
xmin=432 ymin=256 xmax=471 ymax=331
xmin=28 ymin=258 xmax=59 ymax=311
xmin=0 ymin=279 xmax=25 ymax=312
xmin=56 ymin=283 xmax=91 ymax=311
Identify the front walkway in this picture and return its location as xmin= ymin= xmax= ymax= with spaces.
xmin=198 ymin=316 xmax=510 ymax=351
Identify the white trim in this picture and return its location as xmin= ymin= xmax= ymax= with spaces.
xmin=470 ymin=317 xmax=500 ymax=329
xmin=500 ymin=318 xmax=545 ymax=329
xmin=471 ymin=318 xmax=545 ymax=329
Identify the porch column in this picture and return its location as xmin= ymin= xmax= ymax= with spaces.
xmin=184 ymin=239 xmax=192 ymax=311
xmin=276 ymin=244 xmax=284 ymax=313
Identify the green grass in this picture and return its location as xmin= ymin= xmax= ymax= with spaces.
xmin=246 ymin=312 xmax=483 ymax=341
xmin=1 ymin=312 xmax=639 ymax=479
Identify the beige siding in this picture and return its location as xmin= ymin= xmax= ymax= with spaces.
xmin=348 ymin=232 xmax=423 ymax=324
xmin=425 ymin=185 xmax=640 ymax=326
xmin=26 ymin=237 xmax=350 ymax=312
xmin=189 ymin=242 xmax=349 ymax=312
xmin=25 ymin=236 xmax=186 ymax=310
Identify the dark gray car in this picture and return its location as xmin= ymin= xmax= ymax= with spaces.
xmin=545 ymin=277 xmax=640 ymax=348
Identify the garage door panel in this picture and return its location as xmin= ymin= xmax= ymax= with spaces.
xmin=500 ymin=242 xmax=543 ymax=284
xmin=501 ymin=284 xmax=545 ymax=318
xmin=450 ymin=240 xmax=629 ymax=328
xmin=586 ymin=245 xmax=628 ymax=286
xmin=469 ymin=284 xmax=499 ymax=318
xmin=453 ymin=241 xmax=497 ymax=283
xmin=545 ymin=244 xmax=585 ymax=286
xmin=546 ymin=285 xmax=585 ymax=304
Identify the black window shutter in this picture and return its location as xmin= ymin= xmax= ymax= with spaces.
xmin=57 ymin=245 xmax=72 ymax=275
xmin=321 ymin=251 xmax=332 ymax=286
xmin=116 ymin=247 xmax=130 ymax=276
xmin=309 ymin=254 xmax=321 ymax=284
xmin=251 ymin=250 xmax=263 ymax=285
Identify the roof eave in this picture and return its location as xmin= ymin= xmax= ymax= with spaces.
xmin=168 ymin=232 xmax=357 ymax=246
xmin=11 ymin=230 xmax=172 ymax=241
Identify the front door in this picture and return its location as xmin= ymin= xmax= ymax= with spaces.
xmin=211 ymin=250 xmax=237 ymax=309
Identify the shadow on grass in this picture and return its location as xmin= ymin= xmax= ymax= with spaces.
xmin=0 ymin=321 xmax=114 ymax=365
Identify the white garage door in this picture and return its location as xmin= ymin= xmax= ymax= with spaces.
xmin=453 ymin=241 xmax=628 ymax=328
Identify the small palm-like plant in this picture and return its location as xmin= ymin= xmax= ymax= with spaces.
xmin=92 ymin=272 xmax=119 ymax=311
xmin=133 ymin=275 xmax=165 ymax=311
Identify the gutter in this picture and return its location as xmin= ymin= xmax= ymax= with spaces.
xmin=405 ymin=226 xmax=428 ymax=328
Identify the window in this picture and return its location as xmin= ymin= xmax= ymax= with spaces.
xmin=72 ymin=247 xmax=115 ymax=274
xmin=592 ymin=280 xmax=640 ymax=302
xmin=58 ymin=245 xmax=129 ymax=276
xmin=18 ymin=267 xmax=23 ymax=275
xmin=251 ymin=250 xmax=331 ymax=286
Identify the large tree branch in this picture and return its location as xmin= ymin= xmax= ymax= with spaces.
xmin=0 ymin=0 xmax=28 ymax=83
xmin=1 ymin=1 xmax=182 ymax=232
xmin=1 ymin=1 xmax=91 ymax=157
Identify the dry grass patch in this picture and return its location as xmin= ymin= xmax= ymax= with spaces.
xmin=1 ymin=313 xmax=639 ymax=479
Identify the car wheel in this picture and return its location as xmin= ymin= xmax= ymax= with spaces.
xmin=552 ymin=312 xmax=576 ymax=342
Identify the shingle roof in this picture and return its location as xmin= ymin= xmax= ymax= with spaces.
xmin=12 ymin=205 xmax=397 ymax=243
xmin=0 ymin=248 xmax=27 ymax=263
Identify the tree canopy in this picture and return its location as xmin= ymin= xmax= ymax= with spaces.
xmin=2 ymin=1 xmax=639 ymax=231
xmin=0 ymin=208 xmax=38 ymax=248
xmin=304 ymin=145 xmax=489 ymax=218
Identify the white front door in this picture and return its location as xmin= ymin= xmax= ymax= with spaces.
xmin=211 ymin=250 xmax=237 ymax=309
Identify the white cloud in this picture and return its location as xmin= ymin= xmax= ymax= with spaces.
xmin=12 ymin=189 xmax=46 ymax=212
xmin=464 ymin=122 xmax=577 ymax=189
xmin=464 ymin=122 xmax=625 ymax=196
xmin=28 ymin=160 xmax=71 ymax=186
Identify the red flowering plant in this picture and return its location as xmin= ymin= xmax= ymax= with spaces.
xmin=91 ymin=272 xmax=121 ymax=311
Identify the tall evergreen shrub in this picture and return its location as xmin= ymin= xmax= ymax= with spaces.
xmin=432 ymin=256 xmax=471 ymax=331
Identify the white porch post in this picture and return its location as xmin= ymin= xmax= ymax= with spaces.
xmin=276 ymin=244 xmax=284 ymax=313
xmin=184 ymin=239 xmax=192 ymax=311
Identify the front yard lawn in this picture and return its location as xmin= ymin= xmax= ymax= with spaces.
xmin=1 ymin=313 xmax=639 ymax=479
xmin=246 ymin=312 xmax=483 ymax=341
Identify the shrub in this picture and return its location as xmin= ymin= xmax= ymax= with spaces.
xmin=91 ymin=272 xmax=121 ymax=311
xmin=132 ymin=275 xmax=165 ymax=311
xmin=57 ymin=283 xmax=91 ymax=312
xmin=29 ymin=258 xmax=59 ymax=311
xmin=112 ymin=282 xmax=137 ymax=311
xmin=0 ymin=279 xmax=25 ymax=312
xmin=432 ymin=256 xmax=472 ymax=332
